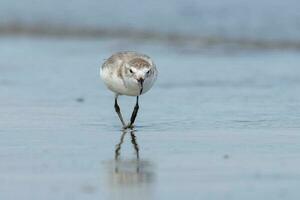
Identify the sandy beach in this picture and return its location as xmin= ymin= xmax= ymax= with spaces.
xmin=1 ymin=0 xmax=300 ymax=199
xmin=1 ymin=35 xmax=300 ymax=199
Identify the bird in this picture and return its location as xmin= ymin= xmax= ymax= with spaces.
xmin=100 ymin=51 xmax=158 ymax=129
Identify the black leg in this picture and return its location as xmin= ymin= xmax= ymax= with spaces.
xmin=126 ymin=96 xmax=139 ymax=128
xmin=114 ymin=95 xmax=126 ymax=127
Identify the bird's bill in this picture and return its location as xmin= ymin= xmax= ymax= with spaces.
xmin=138 ymin=79 xmax=144 ymax=94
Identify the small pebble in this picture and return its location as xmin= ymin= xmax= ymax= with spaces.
xmin=76 ymin=97 xmax=85 ymax=103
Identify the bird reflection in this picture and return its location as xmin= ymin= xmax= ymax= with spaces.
xmin=109 ymin=128 xmax=154 ymax=187
xmin=115 ymin=128 xmax=139 ymax=161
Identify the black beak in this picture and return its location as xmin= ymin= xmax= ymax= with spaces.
xmin=138 ymin=78 xmax=144 ymax=94
xmin=138 ymin=78 xmax=144 ymax=85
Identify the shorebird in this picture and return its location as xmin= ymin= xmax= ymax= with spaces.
xmin=100 ymin=51 xmax=158 ymax=129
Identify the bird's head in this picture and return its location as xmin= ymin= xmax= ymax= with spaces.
xmin=125 ymin=58 xmax=154 ymax=93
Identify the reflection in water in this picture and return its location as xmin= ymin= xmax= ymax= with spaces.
xmin=115 ymin=129 xmax=139 ymax=161
xmin=106 ymin=128 xmax=155 ymax=200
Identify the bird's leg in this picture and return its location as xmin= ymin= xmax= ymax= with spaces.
xmin=114 ymin=95 xmax=126 ymax=127
xmin=125 ymin=96 xmax=139 ymax=129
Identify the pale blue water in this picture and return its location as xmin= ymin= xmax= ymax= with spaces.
xmin=1 ymin=1 xmax=300 ymax=199
xmin=1 ymin=36 xmax=300 ymax=200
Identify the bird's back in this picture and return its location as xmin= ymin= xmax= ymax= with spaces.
xmin=101 ymin=51 xmax=152 ymax=70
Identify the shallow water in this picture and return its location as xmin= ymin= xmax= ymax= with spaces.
xmin=1 ymin=36 xmax=300 ymax=199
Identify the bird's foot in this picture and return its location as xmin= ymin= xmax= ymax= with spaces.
xmin=123 ymin=123 xmax=135 ymax=130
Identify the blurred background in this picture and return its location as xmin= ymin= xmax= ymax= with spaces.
xmin=1 ymin=0 xmax=300 ymax=200
xmin=1 ymin=0 xmax=300 ymax=50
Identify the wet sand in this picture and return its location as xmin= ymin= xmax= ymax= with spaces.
xmin=1 ymin=36 xmax=300 ymax=200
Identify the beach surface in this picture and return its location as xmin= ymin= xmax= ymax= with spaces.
xmin=1 ymin=1 xmax=300 ymax=199
xmin=1 ymin=36 xmax=300 ymax=199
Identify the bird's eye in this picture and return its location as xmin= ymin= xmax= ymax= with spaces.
xmin=146 ymin=70 xmax=151 ymax=75
xmin=129 ymin=69 xmax=133 ymax=73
